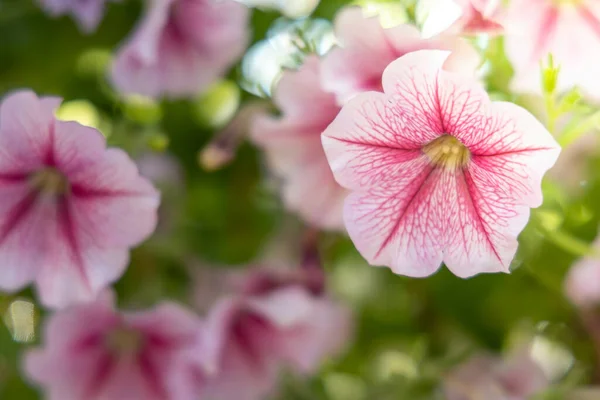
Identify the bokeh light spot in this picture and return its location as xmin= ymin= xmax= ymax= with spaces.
xmin=2 ymin=300 xmax=35 ymax=343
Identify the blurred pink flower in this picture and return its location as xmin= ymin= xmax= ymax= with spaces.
xmin=24 ymin=292 xmax=203 ymax=400
xmin=322 ymin=50 xmax=560 ymax=278
xmin=0 ymin=90 xmax=159 ymax=308
xmin=418 ymin=0 xmax=504 ymax=39
xmin=565 ymin=236 xmax=600 ymax=307
xmin=505 ymin=0 xmax=600 ymax=98
xmin=251 ymin=56 xmax=349 ymax=231
xmin=111 ymin=0 xmax=250 ymax=98
xmin=321 ymin=6 xmax=481 ymax=104
xmin=197 ymin=267 xmax=352 ymax=400
xmin=38 ymin=0 xmax=120 ymax=33
xmin=444 ymin=349 xmax=548 ymax=400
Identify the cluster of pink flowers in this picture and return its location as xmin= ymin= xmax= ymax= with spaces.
xmin=251 ymin=6 xmax=480 ymax=232
xmin=24 ymin=266 xmax=351 ymax=400
xmin=253 ymin=4 xmax=560 ymax=278
xmin=19 ymin=0 xmax=600 ymax=396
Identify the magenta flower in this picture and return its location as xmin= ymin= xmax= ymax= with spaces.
xmin=38 ymin=0 xmax=120 ymax=33
xmin=444 ymin=349 xmax=548 ymax=400
xmin=24 ymin=292 xmax=203 ymax=400
xmin=322 ymin=50 xmax=560 ymax=278
xmin=0 ymin=91 xmax=159 ymax=308
xmin=321 ymin=6 xmax=481 ymax=104
xmin=565 ymin=236 xmax=600 ymax=308
xmin=198 ymin=267 xmax=352 ymax=400
xmin=251 ymin=56 xmax=349 ymax=231
xmin=111 ymin=0 xmax=250 ymax=98
xmin=418 ymin=0 xmax=504 ymax=38
xmin=505 ymin=0 xmax=600 ymax=97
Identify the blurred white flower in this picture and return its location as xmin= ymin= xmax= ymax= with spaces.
xmin=241 ymin=17 xmax=335 ymax=97
xmin=416 ymin=0 xmax=462 ymax=38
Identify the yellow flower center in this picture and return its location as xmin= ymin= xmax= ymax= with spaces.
xmin=105 ymin=327 xmax=145 ymax=355
xmin=422 ymin=134 xmax=470 ymax=170
xmin=29 ymin=167 xmax=70 ymax=196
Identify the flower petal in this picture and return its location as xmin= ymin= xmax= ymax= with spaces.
xmin=111 ymin=0 xmax=249 ymax=98
xmin=68 ymin=149 xmax=159 ymax=248
xmin=275 ymin=298 xmax=352 ymax=373
xmin=0 ymin=186 xmax=49 ymax=291
xmin=35 ymin=233 xmax=130 ymax=309
xmin=467 ymin=102 xmax=560 ymax=207
xmin=442 ymin=166 xmax=527 ymax=277
xmin=322 ymin=91 xmax=430 ymax=190
xmin=246 ymin=287 xmax=315 ymax=328
xmin=0 ymin=90 xmax=61 ymax=173
xmin=342 ymin=166 xmax=444 ymax=277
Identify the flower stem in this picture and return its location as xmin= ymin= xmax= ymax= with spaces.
xmin=558 ymin=111 xmax=600 ymax=148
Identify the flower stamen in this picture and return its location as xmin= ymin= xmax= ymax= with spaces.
xmin=422 ymin=134 xmax=470 ymax=170
xmin=105 ymin=327 xmax=145 ymax=355
xmin=29 ymin=167 xmax=70 ymax=196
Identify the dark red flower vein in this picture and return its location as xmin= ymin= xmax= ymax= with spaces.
xmin=374 ymin=166 xmax=436 ymax=259
xmin=461 ymin=169 xmax=503 ymax=264
xmin=58 ymin=200 xmax=92 ymax=291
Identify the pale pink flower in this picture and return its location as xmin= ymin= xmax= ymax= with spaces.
xmin=322 ymin=50 xmax=561 ymax=278
xmin=38 ymin=0 xmax=120 ymax=33
xmin=417 ymin=0 xmax=504 ymax=39
xmin=504 ymin=0 xmax=600 ymax=98
xmin=565 ymin=235 xmax=600 ymax=307
xmin=111 ymin=0 xmax=250 ymax=98
xmin=321 ymin=6 xmax=481 ymax=104
xmin=197 ymin=267 xmax=352 ymax=400
xmin=0 ymin=90 xmax=159 ymax=308
xmin=444 ymin=349 xmax=548 ymax=400
xmin=24 ymin=292 xmax=203 ymax=400
xmin=251 ymin=56 xmax=349 ymax=231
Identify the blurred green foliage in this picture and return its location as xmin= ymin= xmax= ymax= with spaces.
xmin=2 ymin=0 xmax=600 ymax=399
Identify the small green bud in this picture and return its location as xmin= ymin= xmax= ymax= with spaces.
xmin=541 ymin=54 xmax=560 ymax=95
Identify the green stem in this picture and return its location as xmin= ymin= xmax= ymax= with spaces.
xmin=558 ymin=111 xmax=600 ymax=148
xmin=545 ymin=91 xmax=557 ymax=135
xmin=539 ymin=227 xmax=595 ymax=258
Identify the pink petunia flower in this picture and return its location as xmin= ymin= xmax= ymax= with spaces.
xmin=565 ymin=235 xmax=600 ymax=308
xmin=251 ymin=56 xmax=349 ymax=231
xmin=444 ymin=348 xmax=548 ymax=400
xmin=38 ymin=0 xmax=120 ymax=33
xmin=322 ymin=50 xmax=561 ymax=278
xmin=111 ymin=0 xmax=250 ymax=98
xmin=0 ymin=90 xmax=159 ymax=308
xmin=196 ymin=267 xmax=352 ymax=400
xmin=24 ymin=292 xmax=203 ymax=400
xmin=321 ymin=6 xmax=481 ymax=104
xmin=504 ymin=0 xmax=600 ymax=98
xmin=417 ymin=0 xmax=504 ymax=39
